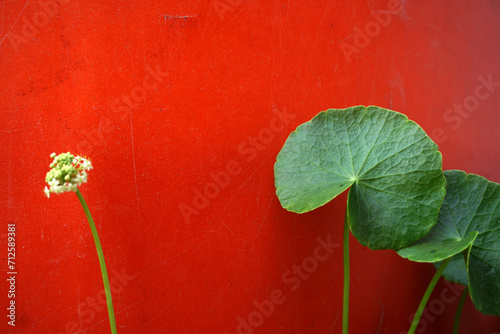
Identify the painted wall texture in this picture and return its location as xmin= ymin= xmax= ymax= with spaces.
xmin=1 ymin=0 xmax=500 ymax=333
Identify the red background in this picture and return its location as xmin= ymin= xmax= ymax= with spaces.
xmin=1 ymin=0 xmax=500 ymax=333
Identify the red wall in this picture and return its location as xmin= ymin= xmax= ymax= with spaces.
xmin=1 ymin=1 xmax=500 ymax=333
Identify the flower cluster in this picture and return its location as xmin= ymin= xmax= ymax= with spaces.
xmin=44 ymin=152 xmax=93 ymax=198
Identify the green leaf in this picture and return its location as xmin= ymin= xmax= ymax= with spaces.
xmin=397 ymin=231 xmax=477 ymax=263
xmin=434 ymin=254 xmax=468 ymax=286
xmin=274 ymin=106 xmax=446 ymax=250
xmin=398 ymin=170 xmax=500 ymax=316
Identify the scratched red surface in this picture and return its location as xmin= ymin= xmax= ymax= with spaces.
xmin=1 ymin=0 xmax=500 ymax=333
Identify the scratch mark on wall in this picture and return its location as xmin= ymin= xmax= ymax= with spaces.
xmin=220 ymin=221 xmax=234 ymax=235
xmin=312 ymin=2 xmax=329 ymax=46
xmin=328 ymin=311 xmax=340 ymax=333
xmin=1 ymin=0 xmax=5 ymax=39
xmin=71 ymin=73 xmax=82 ymax=118
xmin=208 ymin=279 xmax=234 ymax=314
xmin=0 ymin=0 xmax=31 ymax=49
xmin=254 ymin=196 xmax=274 ymax=241
xmin=376 ymin=298 xmax=384 ymax=334
xmin=164 ymin=14 xmax=198 ymax=23
xmin=129 ymin=111 xmax=142 ymax=227
xmin=285 ymin=0 xmax=290 ymax=22
xmin=77 ymin=285 xmax=82 ymax=329
xmin=214 ymin=161 xmax=265 ymax=233
xmin=253 ymin=254 xmax=266 ymax=299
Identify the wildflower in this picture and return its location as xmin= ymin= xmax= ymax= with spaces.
xmin=43 ymin=151 xmax=116 ymax=333
xmin=44 ymin=152 xmax=93 ymax=198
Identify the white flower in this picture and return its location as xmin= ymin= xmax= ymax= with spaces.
xmin=44 ymin=152 xmax=93 ymax=198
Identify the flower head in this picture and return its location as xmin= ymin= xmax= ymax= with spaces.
xmin=44 ymin=152 xmax=93 ymax=198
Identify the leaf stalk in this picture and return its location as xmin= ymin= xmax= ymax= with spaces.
xmin=453 ymin=286 xmax=468 ymax=334
xmin=343 ymin=212 xmax=350 ymax=334
xmin=407 ymin=257 xmax=451 ymax=334
xmin=76 ymin=189 xmax=117 ymax=334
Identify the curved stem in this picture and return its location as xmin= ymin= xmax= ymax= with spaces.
xmin=342 ymin=212 xmax=350 ymax=334
xmin=453 ymin=286 xmax=468 ymax=334
xmin=76 ymin=189 xmax=117 ymax=334
xmin=407 ymin=257 xmax=452 ymax=334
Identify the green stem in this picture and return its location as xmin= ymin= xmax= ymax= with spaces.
xmin=452 ymin=286 xmax=468 ymax=334
xmin=342 ymin=212 xmax=350 ymax=334
xmin=407 ymin=257 xmax=452 ymax=334
xmin=76 ymin=189 xmax=117 ymax=334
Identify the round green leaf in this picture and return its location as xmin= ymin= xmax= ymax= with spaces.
xmin=274 ymin=106 xmax=446 ymax=250
xmin=398 ymin=170 xmax=500 ymax=316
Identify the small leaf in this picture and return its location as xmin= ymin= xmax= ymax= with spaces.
xmin=397 ymin=231 xmax=477 ymax=263
xmin=274 ymin=106 xmax=446 ymax=250
xmin=398 ymin=170 xmax=500 ymax=316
